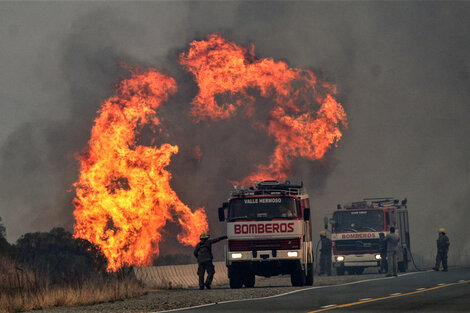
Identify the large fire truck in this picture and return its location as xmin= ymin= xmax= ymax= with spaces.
xmin=218 ymin=180 xmax=314 ymax=288
xmin=326 ymin=197 xmax=410 ymax=275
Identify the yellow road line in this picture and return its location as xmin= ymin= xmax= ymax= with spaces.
xmin=307 ymin=280 xmax=470 ymax=313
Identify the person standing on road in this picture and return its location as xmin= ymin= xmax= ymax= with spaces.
xmin=193 ymin=231 xmax=227 ymax=290
xmin=433 ymin=228 xmax=450 ymax=272
xmin=319 ymin=230 xmax=332 ymax=276
xmin=379 ymin=232 xmax=388 ymax=274
xmin=385 ymin=227 xmax=400 ymax=277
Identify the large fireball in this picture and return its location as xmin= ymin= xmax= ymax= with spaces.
xmin=73 ymin=69 xmax=208 ymax=271
xmin=180 ymin=34 xmax=347 ymax=185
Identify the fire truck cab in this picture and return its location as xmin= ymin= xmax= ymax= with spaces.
xmin=327 ymin=198 xmax=410 ymax=275
xmin=218 ymin=180 xmax=314 ymax=288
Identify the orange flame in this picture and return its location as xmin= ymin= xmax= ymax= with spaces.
xmin=73 ymin=34 xmax=346 ymax=271
xmin=179 ymin=34 xmax=347 ymax=185
xmin=73 ymin=68 xmax=208 ymax=271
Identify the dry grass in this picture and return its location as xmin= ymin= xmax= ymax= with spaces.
xmin=0 ymin=257 xmax=146 ymax=313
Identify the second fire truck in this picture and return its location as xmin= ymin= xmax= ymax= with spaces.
xmin=218 ymin=180 xmax=314 ymax=288
xmin=326 ymin=197 xmax=411 ymax=275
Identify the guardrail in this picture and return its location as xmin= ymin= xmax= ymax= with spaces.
xmin=132 ymin=261 xmax=228 ymax=289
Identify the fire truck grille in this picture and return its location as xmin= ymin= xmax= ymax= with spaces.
xmin=229 ymin=238 xmax=301 ymax=251
xmin=334 ymin=239 xmax=380 ymax=252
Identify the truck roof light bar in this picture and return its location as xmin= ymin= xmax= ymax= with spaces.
xmin=363 ymin=197 xmax=394 ymax=201
xmin=230 ymin=180 xmax=306 ymax=197
xmin=342 ymin=197 xmax=406 ymax=209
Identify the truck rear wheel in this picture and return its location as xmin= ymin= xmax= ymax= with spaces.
xmin=305 ymin=262 xmax=314 ymax=286
xmin=229 ymin=267 xmax=243 ymax=289
xmin=398 ymin=260 xmax=408 ymax=272
xmin=243 ymin=272 xmax=255 ymax=288
xmin=398 ymin=250 xmax=408 ymax=272
xmin=305 ymin=263 xmax=313 ymax=286
xmin=290 ymin=266 xmax=306 ymax=286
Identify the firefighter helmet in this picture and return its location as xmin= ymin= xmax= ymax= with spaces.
xmin=200 ymin=231 xmax=209 ymax=239
xmin=319 ymin=230 xmax=327 ymax=236
xmin=439 ymin=227 xmax=446 ymax=233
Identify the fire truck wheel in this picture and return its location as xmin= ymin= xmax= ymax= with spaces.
xmin=229 ymin=276 xmax=243 ymax=289
xmin=229 ymin=267 xmax=243 ymax=289
xmin=336 ymin=267 xmax=345 ymax=276
xmin=398 ymin=250 xmax=408 ymax=272
xmin=398 ymin=260 xmax=408 ymax=272
xmin=290 ymin=267 xmax=306 ymax=286
xmin=243 ymin=273 xmax=255 ymax=288
xmin=305 ymin=262 xmax=314 ymax=286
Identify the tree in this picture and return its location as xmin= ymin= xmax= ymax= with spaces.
xmin=15 ymin=227 xmax=108 ymax=285
xmin=0 ymin=216 xmax=13 ymax=257
xmin=0 ymin=216 xmax=5 ymax=238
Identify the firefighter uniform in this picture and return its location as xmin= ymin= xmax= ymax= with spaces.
xmin=379 ymin=232 xmax=388 ymax=274
xmin=433 ymin=228 xmax=450 ymax=272
xmin=193 ymin=231 xmax=227 ymax=289
xmin=319 ymin=231 xmax=332 ymax=276
xmin=385 ymin=227 xmax=400 ymax=277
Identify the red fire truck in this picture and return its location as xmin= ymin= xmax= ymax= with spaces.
xmin=327 ymin=197 xmax=410 ymax=275
xmin=218 ymin=180 xmax=314 ymax=288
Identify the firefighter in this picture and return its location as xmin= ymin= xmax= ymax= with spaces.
xmin=193 ymin=231 xmax=227 ymax=289
xmin=385 ymin=226 xmax=400 ymax=277
xmin=319 ymin=230 xmax=332 ymax=276
xmin=378 ymin=232 xmax=388 ymax=274
xmin=433 ymin=228 xmax=450 ymax=272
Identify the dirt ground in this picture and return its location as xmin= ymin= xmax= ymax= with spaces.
xmin=34 ymin=270 xmax=386 ymax=313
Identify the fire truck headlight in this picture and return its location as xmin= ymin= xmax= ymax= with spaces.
xmin=375 ymin=254 xmax=381 ymax=260
xmin=287 ymin=251 xmax=298 ymax=257
xmin=231 ymin=253 xmax=242 ymax=259
xmin=336 ymin=256 xmax=345 ymax=262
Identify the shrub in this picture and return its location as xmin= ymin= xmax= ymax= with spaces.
xmin=15 ymin=227 xmax=108 ymax=285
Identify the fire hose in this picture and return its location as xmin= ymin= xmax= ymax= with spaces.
xmin=407 ymin=248 xmax=425 ymax=272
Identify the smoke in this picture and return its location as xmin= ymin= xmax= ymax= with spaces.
xmin=0 ymin=6 xmax=140 ymax=241
xmin=1 ymin=2 xmax=469 ymax=265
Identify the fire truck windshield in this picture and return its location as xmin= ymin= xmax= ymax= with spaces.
xmin=228 ymin=197 xmax=297 ymax=221
xmin=333 ymin=210 xmax=384 ymax=232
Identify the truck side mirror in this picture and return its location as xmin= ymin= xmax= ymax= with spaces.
xmin=222 ymin=202 xmax=229 ymax=209
xmin=329 ymin=218 xmax=337 ymax=231
xmin=323 ymin=216 xmax=329 ymax=229
xmin=218 ymin=207 xmax=225 ymax=222
xmin=304 ymin=208 xmax=310 ymax=221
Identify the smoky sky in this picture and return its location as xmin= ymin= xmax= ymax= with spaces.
xmin=0 ymin=2 xmax=469 ymax=264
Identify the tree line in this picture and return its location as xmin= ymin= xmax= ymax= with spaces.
xmin=0 ymin=216 xmax=107 ymax=285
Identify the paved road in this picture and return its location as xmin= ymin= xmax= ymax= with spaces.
xmin=163 ymin=267 xmax=470 ymax=313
